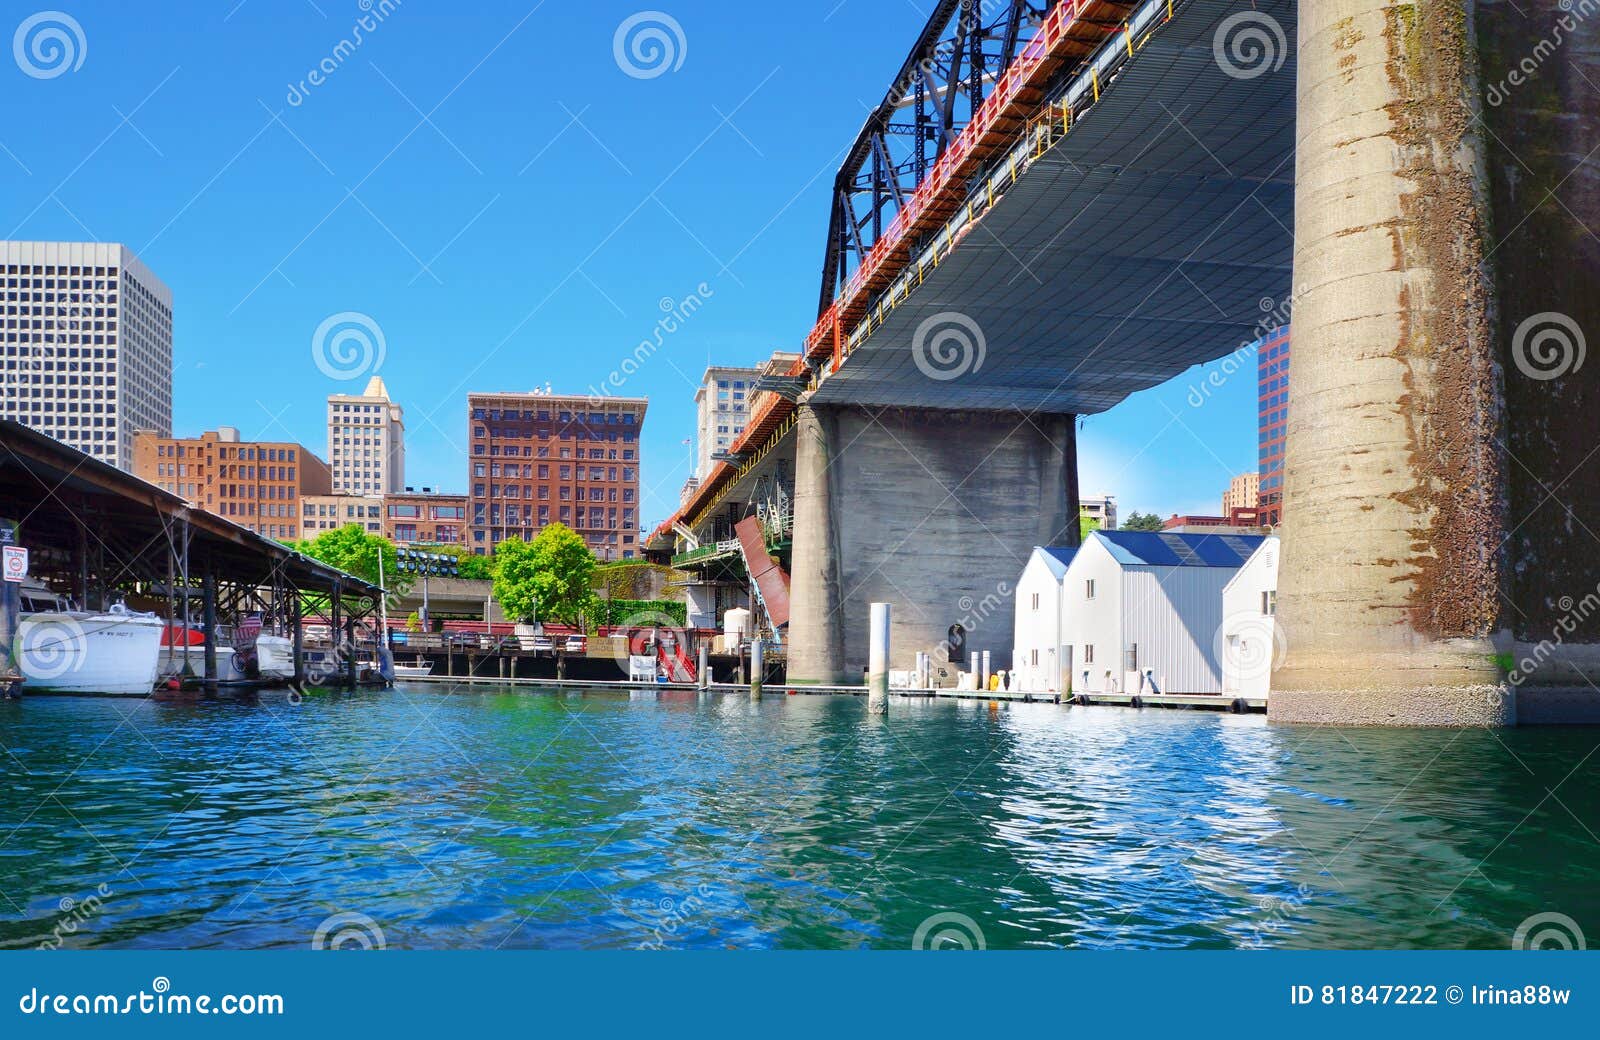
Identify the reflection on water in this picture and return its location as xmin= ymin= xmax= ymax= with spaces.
xmin=0 ymin=687 xmax=1595 ymax=949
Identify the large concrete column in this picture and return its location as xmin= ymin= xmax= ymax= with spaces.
xmin=787 ymin=402 xmax=1076 ymax=684
xmin=1273 ymin=0 xmax=1600 ymax=725
xmin=788 ymin=404 xmax=849 ymax=683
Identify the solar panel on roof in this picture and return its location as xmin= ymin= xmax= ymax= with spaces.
xmin=1158 ymin=533 xmax=1199 ymax=565
xmin=1220 ymin=536 xmax=1258 ymax=562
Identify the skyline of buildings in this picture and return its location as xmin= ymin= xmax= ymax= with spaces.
xmin=2 ymin=241 xmax=173 ymax=471
xmin=4 ymin=238 xmax=1276 ymax=552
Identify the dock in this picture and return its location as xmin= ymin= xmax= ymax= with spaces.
xmin=398 ymin=672 xmax=1267 ymax=712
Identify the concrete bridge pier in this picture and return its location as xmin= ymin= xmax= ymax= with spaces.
xmin=1273 ymin=0 xmax=1600 ymax=725
xmin=787 ymin=402 xmax=1077 ymax=685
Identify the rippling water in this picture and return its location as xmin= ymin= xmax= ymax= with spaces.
xmin=0 ymin=686 xmax=1596 ymax=949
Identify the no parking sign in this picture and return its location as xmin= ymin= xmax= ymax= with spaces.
xmin=2 ymin=545 xmax=27 ymax=583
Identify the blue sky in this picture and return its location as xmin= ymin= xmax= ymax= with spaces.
xmin=2 ymin=0 xmax=1259 ymax=526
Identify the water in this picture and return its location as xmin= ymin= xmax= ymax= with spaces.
xmin=0 ymin=686 xmax=1595 ymax=950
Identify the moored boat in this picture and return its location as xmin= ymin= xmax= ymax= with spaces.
xmin=15 ymin=582 xmax=163 ymax=696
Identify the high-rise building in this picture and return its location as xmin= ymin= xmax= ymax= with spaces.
xmin=301 ymin=493 xmax=384 ymax=537
xmin=468 ymin=391 xmax=646 ymax=558
xmin=1257 ymin=325 xmax=1290 ymax=527
xmin=327 ymin=375 xmax=404 ymax=495
xmin=1 ymin=241 xmax=173 ymax=470
xmin=1222 ymin=472 xmax=1260 ymax=515
xmin=384 ymin=488 xmax=467 ymax=545
xmin=693 ymin=365 xmax=759 ymax=479
xmin=132 ymin=427 xmax=330 ymax=541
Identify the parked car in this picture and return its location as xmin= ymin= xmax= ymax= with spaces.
xmin=527 ymin=635 xmax=555 ymax=655
xmin=564 ymin=635 xmax=588 ymax=655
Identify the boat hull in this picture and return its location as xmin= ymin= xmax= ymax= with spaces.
xmin=255 ymin=635 xmax=296 ymax=679
xmin=18 ymin=610 xmax=163 ymax=696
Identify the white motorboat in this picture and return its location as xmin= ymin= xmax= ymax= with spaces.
xmin=254 ymin=634 xmax=296 ymax=680
xmin=393 ymin=660 xmax=434 ymax=679
xmin=15 ymin=582 xmax=163 ymax=696
xmin=156 ymin=622 xmax=242 ymax=682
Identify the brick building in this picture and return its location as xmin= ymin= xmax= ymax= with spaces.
xmin=384 ymin=488 xmax=467 ymax=545
xmin=133 ymin=427 xmax=329 ymax=541
xmin=467 ymin=391 xmax=646 ymax=558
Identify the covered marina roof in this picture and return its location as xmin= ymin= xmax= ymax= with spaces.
xmin=0 ymin=419 xmax=381 ymax=599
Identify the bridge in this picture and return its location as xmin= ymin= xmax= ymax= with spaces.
xmin=650 ymin=0 xmax=1600 ymax=725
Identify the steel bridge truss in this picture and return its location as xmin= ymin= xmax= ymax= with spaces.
xmin=820 ymin=0 xmax=1078 ymax=314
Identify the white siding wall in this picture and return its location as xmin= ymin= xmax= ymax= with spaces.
xmin=1061 ymin=539 xmax=1123 ymax=693
xmin=1120 ymin=566 xmax=1234 ymax=694
xmin=1221 ymin=538 xmax=1279 ymax=697
xmin=1012 ymin=554 xmax=1064 ymax=692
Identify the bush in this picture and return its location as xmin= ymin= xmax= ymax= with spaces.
xmin=593 ymin=598 xmax=686 ymax=628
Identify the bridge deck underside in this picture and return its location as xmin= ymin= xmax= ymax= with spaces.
xmin=811 ymin=0 xmax=1296 ymax=415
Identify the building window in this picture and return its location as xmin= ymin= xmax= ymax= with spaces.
xmin=1031 ymin=592 xmax=1039 ymax=611
xmin=1083 ymin=644 xmax=1094 ymax=664
xmin=1084 ymin=579 xmax=1095 ymax=600
xmin=1262 ymin=590 xmax=1277 ymax=616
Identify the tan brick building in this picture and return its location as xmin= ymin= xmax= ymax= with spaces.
xmin=301 ymin=494 xmax=384 ymax=537
xmin=133 ymin=427 xmax=330 ymax=541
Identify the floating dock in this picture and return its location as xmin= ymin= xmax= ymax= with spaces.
xmin=399 ymin=673 xmax=1267 ymax=712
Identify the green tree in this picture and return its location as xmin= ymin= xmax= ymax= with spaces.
xmin=1079 ymin=514 xmax=1102 ymax=542
xmin=292 ymin=524 xmax=412 ymax=593
xmin=491 ymin=523 xmax=595 ymax=625
xmin=451 ymin=547 xmax=496 ymax=581
xmin=1122 ymin=511 xmax=1166 ymax=532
